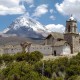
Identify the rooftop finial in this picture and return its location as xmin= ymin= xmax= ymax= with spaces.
xmin=69 ymin=14 xmax=74 ymax=20
xmin=71 ymin=14 xmax=72 ymax=17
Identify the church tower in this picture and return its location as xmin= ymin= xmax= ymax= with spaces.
xmin=64 ymin=15 xmax=79 ymax=53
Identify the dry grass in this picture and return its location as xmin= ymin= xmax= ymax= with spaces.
xmin=42 ymin=53 xmax=78 ymax=61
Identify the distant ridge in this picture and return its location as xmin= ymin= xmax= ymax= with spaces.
xmin=0 ymin=36 xmax=44 ymax=46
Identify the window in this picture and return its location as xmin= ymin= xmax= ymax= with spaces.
xmin=57 ymin=38 xmax=63 ymax=41
xmin=79 ymin=39 xmax=80 ymax=43
xmin=68 ymin=25 xmax=70 ymax=32
xmin=74 ymin=27 xmax=76 ymax=33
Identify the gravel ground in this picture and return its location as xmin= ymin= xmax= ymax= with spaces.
xmin=42 ymin=53 xmax=78 ymax=61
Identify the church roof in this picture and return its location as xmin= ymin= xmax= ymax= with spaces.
xmin=52 ymin=40 xmax=68 ymax=47
xmin=46 ymin=32 xmax=64 ymax=39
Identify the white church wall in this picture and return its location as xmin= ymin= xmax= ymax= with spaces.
xmin=52 ymin=46 xmax=63 ymax=56
xmin=62 ymin=44 xmax=71 ymax=55
xmin=52 ymin=44 xmax=71 ymax=56
xmin=29 ymin=45 xmax=52 ymax=56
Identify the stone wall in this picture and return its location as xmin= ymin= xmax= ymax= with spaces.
xmin=0 ymin=45 xmax=22 ymax=54
xmin=45 ymin=36 xmax=57 ymax=45
xmin=64 ymin=33 xmax=79 ymax=53
xmin=29 ymin=45 xmax=52 ymax=56
xmin=45 ymin=36 xmax=54 ymax=45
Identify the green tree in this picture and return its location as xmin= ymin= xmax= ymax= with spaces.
xmin=28 ymin=51 xmax=43 ymax=64
xmin=66 ymin=65 xmax=80 ymax=79
xmin=2 ymin=54 xmax=14 ymax=64
xmin=2 ymin=61 xmax=33 ymax=79
xmin=0 ymin=55 xmax=2 ymax=65
xmin=14 ymin=52 xmax=27 ymax=62
xmin=1 ymin=61 xmax=50 ymax=80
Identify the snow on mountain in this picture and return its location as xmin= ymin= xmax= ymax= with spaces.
xmin=3 ymin=14 xmax=48 ymax=39
xmin=2 ymin=28 xmax=10 ymax=33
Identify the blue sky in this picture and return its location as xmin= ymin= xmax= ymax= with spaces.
xmin=0 ymin=0 xmax=80 ymax=32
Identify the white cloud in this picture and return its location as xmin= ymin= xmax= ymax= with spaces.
xmin=25 ymin=0 xmax=34 ymax=4
xmin=23 ymin=0 xmax=34 ymax=8
xmin=29 ymin=4 xmax=35 ymax=8
xmin=0 ymin=0 xmax=26 ymax=15
xmin=45 ymin=24 xmax=65 ymax=33
xmin=55 ymin=0 xmax=80 ymax=21
xmin=50 ymin=9 xmax=54 ymax=14
xmin=50 ymin=15 xmax=56 ymax=20
xmin=32 ymin=4 xmax=48 ymax=17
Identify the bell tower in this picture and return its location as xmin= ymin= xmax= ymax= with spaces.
xmin=64 ymin=15 xmax=79 ymax=53
xmin=65 ymin=15 xmax=77 ymax=33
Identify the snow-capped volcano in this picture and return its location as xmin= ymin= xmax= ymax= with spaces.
xmin=2 ymin=14 xmax=48 ymax=39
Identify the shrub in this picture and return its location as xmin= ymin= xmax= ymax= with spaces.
xmin=14 ymin=52 xmax=27 ymax=62
xmin=2 ymin=54 xmax=14 ymax=63
xmin=0 ymin=55 xmax=2 ymax=64
xmin=28 ymin=51 xmax=43 ymax=64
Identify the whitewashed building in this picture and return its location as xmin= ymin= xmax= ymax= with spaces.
xmin=27 ymin=40 xmax=71 ymax=56
xmin=52 ymin=41 xmax=71 ymax=56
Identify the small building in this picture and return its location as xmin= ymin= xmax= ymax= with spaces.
xmin=43 ymin=32 xmax=71 ymax=56
xmin=27 ymin=40 xmax=71 ymax=56
xmin=52 ymin=41 xmax=71 ymax=56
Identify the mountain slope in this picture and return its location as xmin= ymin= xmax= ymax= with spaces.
xmin=3 ymin=14 xmax=48 ymax=39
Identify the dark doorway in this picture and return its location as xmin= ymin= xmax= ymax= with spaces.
xmin=54 ymin=50 xmax=56 ymax=56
